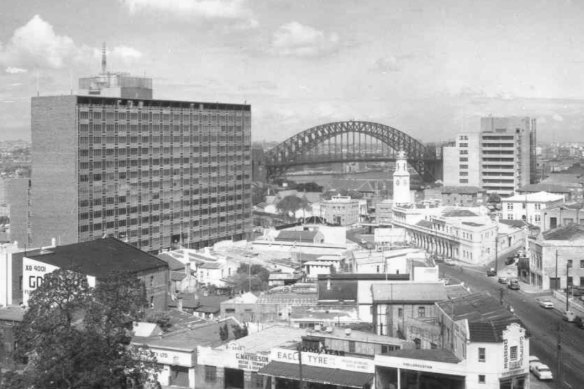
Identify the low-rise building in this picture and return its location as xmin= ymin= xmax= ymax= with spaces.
xmin=528 ymin=224 xmax=584 ymax=290
xmin=541 ymin=202 xmax=584 ymax=231
xmin=376 ymin=292 xmax=529 ymax=389
xmin=501 ymin=191 xmax=565 ymax=229
xmin=321 ymin=195 xmax=360 ymax=226
xmin=22 ymin=237 xmax=169 ymax=310
xmin=441 ymin=186 xmax=486 ymax=207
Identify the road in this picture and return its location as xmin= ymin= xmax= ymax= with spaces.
xmin=439 ymin=262 xmax=584 ymax=389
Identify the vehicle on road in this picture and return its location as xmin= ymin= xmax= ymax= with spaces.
xmin=563 ymin=310 xmax=577 ymax=322
xmin=505 ymin=256 xmax=516 ymax=265
xmin=537 ymin=299 xmax=554 ymax=309
xmin=528 ymin=355 xmax=540 ymax=368
xmin=531 ymin=363 xmax=553 ymax=380
xmin=487 ymin=267 xmax=496 ymax=277
xmin=508 ymin=279 xmax=520 ymax=290
xmin=575 ymin=316 xmax=584 ymax=329
xmin=498 ymin=277 xmax=508 ymax=284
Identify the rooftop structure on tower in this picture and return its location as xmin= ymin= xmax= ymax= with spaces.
xmin=78 ymin=43 xmax=152 ymax=99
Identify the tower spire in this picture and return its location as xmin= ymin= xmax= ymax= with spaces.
xmin=101 ymin=42 xmax=107 ymax=74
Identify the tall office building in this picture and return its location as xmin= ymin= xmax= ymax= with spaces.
xmin=30 ymin=95 xmax=252 ymax=252
xmin=443 ymin=117 xmax=536 ymax=196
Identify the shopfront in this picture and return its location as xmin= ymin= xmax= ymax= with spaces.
xmin=258 ymin=347 xmax=374 ymax=389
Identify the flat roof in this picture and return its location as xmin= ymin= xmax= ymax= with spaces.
xmin=372 ymin=282 xmax=447 ymax=303
xmin=34 ymin=94 xmax=251 ymax=111
xmin=384 ymin=349 xmax=460 ymax=364
xmin=225 ymin=326 xmax=306 ymax=353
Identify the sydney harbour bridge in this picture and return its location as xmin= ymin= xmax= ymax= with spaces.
xmin=263 ymin=121 xmax=444 ymax=183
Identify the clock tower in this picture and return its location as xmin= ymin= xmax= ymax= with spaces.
xmin=393 ymin=150 xmax=411 ymax=205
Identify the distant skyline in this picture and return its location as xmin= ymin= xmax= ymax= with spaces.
xmin=2 ymin=0 xmax=584 ymax=143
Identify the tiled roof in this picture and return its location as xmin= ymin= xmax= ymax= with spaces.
xmin=170 ymin=271 xmax=187 ymax=281
xmin=259 ymin=361 xmax=373 ymax=388
xmin=499 ymin=219 xmax=529 ymax=229
xmin=416 ymin=220 xmax=433 ymax=228
xmin=28 ymin=237 xmax=168 ymax=278
xmin=542 ymin=224 xmax=584 ymax=241
xmin=385 ymin=349 xmax=460 ymax=363
xmin=372 ymin=282 xmax=447 ymax=303
xmin=437 ymin=292 xmax=525 ymax=342
xmin=442 ymin=209 xmax=478 ymax=217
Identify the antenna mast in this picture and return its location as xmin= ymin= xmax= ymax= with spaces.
xmin=101 ymin=42 xmax=107 ymax=74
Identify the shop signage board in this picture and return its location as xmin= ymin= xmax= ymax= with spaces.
xmin=271 ymin=348 xmax=374 ymax=373
xmin=22 ymin=257 xmax=96 ymax=305
xmin=198 ymin=347 xmax=270 ymax=372
xmin=150 ymin=348 xmax=194 ymax=367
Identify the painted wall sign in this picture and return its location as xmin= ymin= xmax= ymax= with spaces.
xmin=270 ymin=348 xmax=374 ymax=373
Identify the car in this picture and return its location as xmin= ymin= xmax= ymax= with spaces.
xmin=562 ymin=310 xmax=577 ymax=322
xmin=528 ymin=355 xmax=541 ymax=368
xmin=508 ymin=279 xmax=520 ymax=290
xmin=486 ymin=268 xmax=496 ymax=277
xmin=538 ymin=299 xmax=554 ymax=309
xmin=498 ymin=277 xmax=508 ymax=284
xmin=531 ymin=363 xmax=553 ymax=380
xmin=505 ymin=256 xmax=515 ymax=265
xmin=575 ymin=316 xmax=584 ymax=329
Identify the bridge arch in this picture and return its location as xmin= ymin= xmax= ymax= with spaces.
xmin=264 ymin=121 xmax=439 ymax=181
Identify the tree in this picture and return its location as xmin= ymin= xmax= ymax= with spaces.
xmin=276 ymin=195 xmax=310 ymax=219
xmin=227 ymin=264 xmax=270 ymax=293
xmin=219 ymin=323 xmax=229 ymax=341
xmin=296 ymin=182 xmax=323 ymax=193
xmin=232 ymin=324 xmax=248 ymax=339
xmin=11 ymin=269 xmax=159 ymax=389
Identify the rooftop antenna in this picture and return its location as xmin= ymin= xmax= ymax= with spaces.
xmin=101 ymin=42 xmax=107 ymax=74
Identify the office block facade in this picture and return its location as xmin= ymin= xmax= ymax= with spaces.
xmin=443 ymin=117 xmax=536 ymax=196
xmin=31 ymin=95 xmax=252 ymax=253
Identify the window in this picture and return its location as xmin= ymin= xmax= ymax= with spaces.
xmin=349 ymin=341 xmax=355 ymax=353
xmin=478 ymin=347 xmax=485 ymax=362
xmin=398 ymin=308 xmax=403 ymax=318
xmin=478 ymin=375 xmax=485 ymax=384
xmin=251 ymin=372 xmax=263 ymax=388
xmin=204 ymin=366 xmax=216 ymax=382
xmin=381 ymin=345 xmax=388 ymax=354
xmin=580 ymin=260 xmax=584 ymax=269
xmin=568 ymin=259 xmax=573 ymax=268
xmin=507 ymin=203 xmax=513 ymax=210
xmin=418 ymin=306 xmax=426 ymax=317
xmin=510 ymin=346 xmax=518 ymax=360
xmin=459 ymin=164 xmax=468 ymax=169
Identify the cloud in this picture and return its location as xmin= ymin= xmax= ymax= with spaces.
xmin=0 ymin=15 xmax=144 ymax=72
xmin=5 ymin=67 xmax=27 ymax=74
xmin=120 ymin=0 xmax=257 ymax=26
xmin=271 ymin=22 xmax=339 ymax=57
xmin=0 ymin=15 xmax=78 ymax=69
xmin=552 ymin=113 xmax=564 ymax=122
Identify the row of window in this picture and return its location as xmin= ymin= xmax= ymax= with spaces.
xmin=79 ymin=109 xmax=249 ymax=123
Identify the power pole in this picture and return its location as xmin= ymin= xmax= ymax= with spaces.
xmin=298 ymin=344 xmax=304 ymax=389
xmin=556 ymin=322 xmax=562 ymax=385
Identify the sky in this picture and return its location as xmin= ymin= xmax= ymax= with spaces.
xmin=1 ymin=0 xmax=584 ymax=143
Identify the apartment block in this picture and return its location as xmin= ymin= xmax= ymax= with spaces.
xmin=30 ymin=95 xmax=252 ymax=253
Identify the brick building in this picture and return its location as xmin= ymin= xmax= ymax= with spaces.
xmin=30 ymin=95 xmax=252 ymax=253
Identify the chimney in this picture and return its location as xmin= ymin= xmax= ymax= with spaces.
xmin=51 ymin=237 xmax=57 ymax=247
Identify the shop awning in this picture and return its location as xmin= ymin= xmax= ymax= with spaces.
xmin=258 ymin=361 xmax=373 ymax=388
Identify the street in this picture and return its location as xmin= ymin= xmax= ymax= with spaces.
xmin=439 ymin=261 xmax=584 ymax=389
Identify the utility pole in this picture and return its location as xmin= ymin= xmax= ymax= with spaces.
xmin=297 ymin=344 xmax=304 ymax=389
xmin=494 ymin=224 xmax=499 ymax=274
xmin=555 ymin=250 xmax=559 ymax=290
xmin=556 ymin=322 xmax=563 ymax=385
xmin=566 ymin=260 xmax=571 ymax=311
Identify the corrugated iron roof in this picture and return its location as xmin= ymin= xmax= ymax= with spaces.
xmin=259 ymin=361 xmax=373 ymax=388
xmin=372 ymin=282 xmax=447 ymax=303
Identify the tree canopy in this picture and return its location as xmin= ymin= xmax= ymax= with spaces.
xmin=8 ymin=269 xmax=159 ymax=389
xmin=227 ymin=264 xmax=270 ymax=292
xmin=276 ymin=195 xmax=310 ymax=219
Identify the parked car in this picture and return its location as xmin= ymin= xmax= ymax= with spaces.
xmin=528 ymin=355 xmax=540 ymax=368
xmin=498 ymin=276 xmax=508 ymax=284
xmin=531 ymin=363 xmax=553 ymax=380
xmin=575 ymin=316 xmax=584 ymax=329
xmin=487 ymin=268 xmax=496 ymax=277
xmin=538 ymin=299 xmax=554 ymax=309
xmin=508 ymin=279 xmax=520 ymax=290
xmin=505 ymin=256 xmax=515 ymax=265
xmin=562 ymin=310 xmax=577 ymax=322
